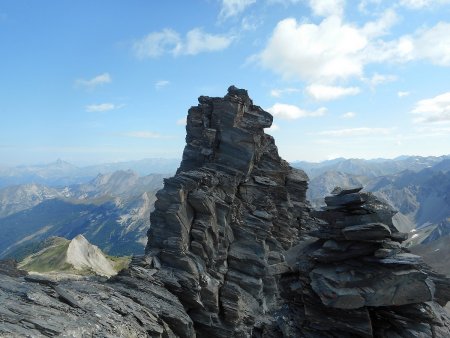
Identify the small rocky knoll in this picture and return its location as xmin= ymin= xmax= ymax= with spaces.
xmin=280 ymin=187 xmax=450 ymax=337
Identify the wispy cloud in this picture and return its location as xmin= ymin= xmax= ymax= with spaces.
xmin=270 ymin=88 xmax=301 ymax=98
xmin=85 ymin=103 xmax=122 ymax=113
xmin=341 ymin=112 xmax=356 ymax=119
xmin=317 ymin=127 xmax=393 ymax=137
xmin=398 ymin=91 xmax=410 ymax=98
xmin=122 ymin=131 xmax=162 ymax=139
xmin=155 ymin=80 xmax=170 ymax=89
xmin=219 ymin=0 xmax=256 ymax=20
xmin=267 ymin=103 xmax=326 ymax=119
xmin=306 ymin=84 xmax=361 ymax=101
xmin=412 ymin=91 xmax=450 ymax=123
xmin=414 ymin=125 xmax=450 ymax=136
xmin=365 ymin=73 xmax=397 ymax=88
xmin=307 ymin=0 xmax=345 ymax=17
xmin=134 ymin=28 xmax=233 ymax=58
xmin=399 ymin=0 xmax=450 ymax=9
xmin=75 ymin=73 xmax=111 ymax=89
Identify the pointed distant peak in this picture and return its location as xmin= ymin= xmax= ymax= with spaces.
xmin=47 ymin=158 xmax=77 ymax=168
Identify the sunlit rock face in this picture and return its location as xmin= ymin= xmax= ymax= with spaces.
xmin=146 ymin=85 xmax=311 ymax=336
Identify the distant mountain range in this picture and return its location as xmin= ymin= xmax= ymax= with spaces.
xmin=0 ymin=158 xmax=179 ymax=188
xmin=1 ymin=155 xmax=449 ymax=263
xmin=0 ymin=170 xmax=167 ymax=258
xmin=294 ymin=155 xmax=450 ymax=240
xmin=292 ymin=155 xmax=449 ymax=179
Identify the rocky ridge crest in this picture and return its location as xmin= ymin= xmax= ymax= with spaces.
xmin=0 ymin=86 xmax=449 ymax=337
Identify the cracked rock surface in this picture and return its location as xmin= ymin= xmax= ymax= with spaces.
xmin=1 ymin=87 xmax=450 ymax=337
xmin=145 ymin=86 xmax=312 ymax=336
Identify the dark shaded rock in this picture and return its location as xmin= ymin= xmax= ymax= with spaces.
xmin=311 ymin=264 xmax=433 ymax=308
xmin=279 ymin=187 xmax=450 ymax=336
xmin=0 ymin=259 xmax=27 ymax=277
xmin=145 ymin=85 xmax=313 ymax=336
xmin=342 ymin=222 xmax=392 ymax=240
xmin=325 ymin=192 xmax=366 ymax=207
xmin=331 ymin=186 xmax=363 ymax=195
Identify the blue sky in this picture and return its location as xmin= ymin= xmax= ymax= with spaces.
xmin=0 ymin=0 xmax=449 ymax=166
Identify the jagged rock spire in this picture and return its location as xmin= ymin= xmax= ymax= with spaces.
xmin=146 ymin=86 xmax=311 ymax=336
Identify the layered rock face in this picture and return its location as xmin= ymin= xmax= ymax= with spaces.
xmin=281 ymin=187 xmax=450 ymax=337
xmin=1 ymin=86 xmax=450 ymax=337
xmin=146 ymin=86 xmax=311 ymax=336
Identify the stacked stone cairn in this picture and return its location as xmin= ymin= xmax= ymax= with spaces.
xmin=279 ymin=186 xmax=450 ymax=337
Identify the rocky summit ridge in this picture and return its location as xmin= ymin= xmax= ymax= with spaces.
xmin=0 ymin=86 xmax=450 ymax=337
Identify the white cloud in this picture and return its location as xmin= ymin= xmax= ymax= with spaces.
xmin=155 ymin=80 xmax=170 ymax=89
xmin=317 ymin=127 xmax=393 ymax=137
xmin=413 ymin=22 xmax=450 ymax=66
xmin=85 ymin=103 xmax=120 ymax=113
xmin=267 ymin=103 xmax=326 ymax=119
xmin=181 ymin=28 xmax=233 ymax=55
xmin=306 ymin=84 xmax=361 ymax=101
xmin=258 ymin=11 xmax=450 ymax=85
xmin=123 ymin=131 xmax=162 ymax=139
xmin=176 ymin=117 xmax=187 ymax=125
xmin=365 ymin=22 xmax=450 ymax=66
xmin=341 ymin=112 xmax=356 ymax=119
xmin=133 ymin=29 xmax=179 ymax=58
xmin=219 ymin=0 xmax=256 ymax=20
xmin=270 ymin=88 xmax=301 ymax=97
xmin=259 ymin=17 xmax=368 ymax=83
xmin=308 ymin=0 xmax=345 ymax=17
xmin=399 ymin=0 xmax=450 ymax=9
xmin=358 ymin=0 xmax=383 ymax=13
xmin=366 ymin=73 xmax=397 ymax=87
xmin=241 ymin=16 xmax=262 ymax=31
xmin=361 ymin=9 xmax=398 ymax=38
xmin=412 ymin=92 xmax=450 ymax=123
xmin=75 ymin=73 xmax=111 ymax=89
xmin=134 ymin=28 xmax=232 ymax=58
xmin=398 ymin=91 xmax=410 ymax=98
